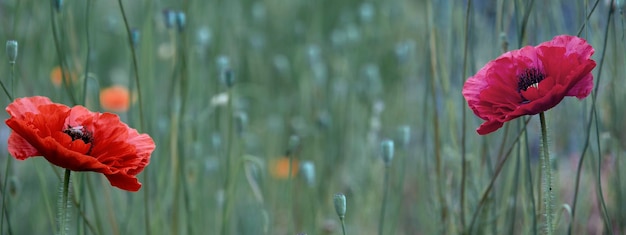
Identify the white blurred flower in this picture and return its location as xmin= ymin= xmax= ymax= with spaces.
xmin=210 ymin=92 xmax=229 ymax=106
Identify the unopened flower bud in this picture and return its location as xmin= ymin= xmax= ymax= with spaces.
xmin=176 ymin=11 xmax=186 ymax=32
xmin=235 ymin=112 xmax=248 ymax=136
xmin=6 ymin=40 xmax=18 ymax=64
xmin=397 ymin=125 xmax=411 ymax=148
xmin=162 ymin=9 xmax=176 ymax=29
xmin=333 ymin=193 xmax=346 ymax=219
xmin=130 ymin=29 xmax=140 ymax=49
xmin=222 ymin=69 xmax=235 ymax=88
xmin=381 ymin=140 xmax=394 ymax=167
xmin=53 ymin=0 xmax=63 ymax=12
xmin=299 ymin=161 xmax=315 ymax=186
xmin=287 ymin=135 xmax=300 ymax=154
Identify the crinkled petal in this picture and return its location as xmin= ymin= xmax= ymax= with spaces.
xmin=4 ymin=96 xmax=155 ymax=192
xmin=7 ymin=132 xmax=40 ymax=160
xmin=463 ymin=35 xmax=596 ymax=135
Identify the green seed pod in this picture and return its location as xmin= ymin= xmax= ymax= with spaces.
xmin=6 ymin=40 xmax=18 ymax=64
xmin=333 ymin=193 xmax=346 ymax=219
xmin=381 ymin=140 xmax=394 ymax=167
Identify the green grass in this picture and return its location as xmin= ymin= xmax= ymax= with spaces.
xmin=0 ymin=0 xmax=625 ymax=234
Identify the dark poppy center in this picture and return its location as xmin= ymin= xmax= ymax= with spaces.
xmin=63 ymin=125 xmax=93 ymax=144
xmin=517 ymin=68 xmax=545 ymax=92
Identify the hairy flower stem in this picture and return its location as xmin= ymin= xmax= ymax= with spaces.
xmin=539 ymin=112 xmax=553 ymax=234
xmin=378 ymin=166 xmax=391 ymax=235
xmin=59 ymin=169 xmax=71 ymax=235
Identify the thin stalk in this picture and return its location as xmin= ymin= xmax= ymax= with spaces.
xmin=0 ymin=62 xmax=15 ymax=235
xmin=507 ymin=132 xmax=522 ymax=235
xmin=378 ymin=166 xmax=391 ymax=235
xmin=82 ymin=0 xmax=92 ymax=105
xmin=49 ymin=0 xmax=77 ymax=106
xmin=287 ymin=150 xmax=295 ymax=234
xmin=340 ymin=218 xmax=347 ymax=235
xmin=85 ymin=175 xmax=104 ymax=235
xmin=468 ymin=117 xmax=531 ymax=232
xmin=59 ymin=169 xmax=71 ymax=235
xmin=539 ymin=112 xmax=553 ymax=234
xmin=576 ymin=0 xmax=601 ymax=37
xmin=220 ymin=85 xmax=235 ymax=235
xmin=592 ymin=101 xmax=613 ymax=233
xmin=115 ymin=1 xmax=149 ymax=234
xmin=569 ymin=2 xmax=613 ymax=233
xmin=460 ymin=0 xmax=472 ymax=232
xmin=523 ymin=128 xmax=538 ymax=234
xmin=174 ymin=13 xmax=194 ymax=234
xmin=425 ymin=2 xmax=446 ymax=230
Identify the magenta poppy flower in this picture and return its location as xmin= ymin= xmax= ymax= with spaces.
xmin=462 ymin=35 xmax=596 ymax=135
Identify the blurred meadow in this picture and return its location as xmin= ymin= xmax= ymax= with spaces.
xmin=1 ymin=0 xmax=626 ymax=234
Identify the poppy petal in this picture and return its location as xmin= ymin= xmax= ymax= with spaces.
xmin=7 ymin=132 xmax=40 ymax=160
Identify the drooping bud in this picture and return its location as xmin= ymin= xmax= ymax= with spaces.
xmin=381 ymin=140 xmax=394 ymax=167
xmin=6 ymin=40 xmax=18 ymax=64
xmin=333 ymin=193 xmax=346 ymax=219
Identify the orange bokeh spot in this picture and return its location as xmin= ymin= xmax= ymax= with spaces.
xmin=270 ymin=157 xmax=299 ymax=179
xmin=100 ymin=85 xmax=130 ymax=112
xmin=50 ymin=66 xmax=76 ymax=87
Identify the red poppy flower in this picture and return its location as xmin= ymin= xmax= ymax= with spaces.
xmin=463 ymin=35 xmax=596 ymax=135
xmin=5 ymin=96 xmax=155 ymax=191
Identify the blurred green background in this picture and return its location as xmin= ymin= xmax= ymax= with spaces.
xmin=0 ymin=0 xmax=625 ymax=234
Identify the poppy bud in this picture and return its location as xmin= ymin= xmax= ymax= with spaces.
xmin=287 ymin=135 xmax=300 ymax=154
xmin=299 ymin=161 xmax=315 ymax=187
xmin=397 ymin=125 xmax=411 ymax=149
xmin=381 ymin=140 xmax=394 ymax=167
xmin=6 ymin=40 xmax=18 ymax=64
xmin=162 ymin=9 xmax=176 ymax=29
xmin=235 ymin=112 xmax=248 ymax=136
xmin=130 ymin=29 xmax=140 ymax=49
xmin=333 ymin=193 xmax=346 ymax=219
xmin=176 ymin=11 xmax=186 ymax=32
xmin=222 ymin=69 xmax=235 ymax=88
xmin=53 ymin=0 xmax=63 ymax=12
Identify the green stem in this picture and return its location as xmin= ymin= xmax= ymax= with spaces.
xmin=59 ymin=169 xmax=71 ymax=235
xmin=0 ymin=61 xmax=16 ymax=235
xmin=220 ymin=85 xmax=235 ymax=235
xmin=570 ymin=2 xmax=613 ymax=234
xmin=82 ymin=0 xmax=92 ymax=105
xmin=340 ymin=218 xmax=347 ymax=235
xmin=468 ymin=117 xmax=531 ymax=232
xmin=378 ymin=166 xmax=390 ymax=235
xmin=539 ymin=112 xmax=553 ymax=234
xmin=460 ymin=0 xmax=472 ymax=231
xmin=523 ymin=128 xmax=538 ymax=234
xmin=49 ymin=0 xmax=77 ymax=106
xmin=115 ymin=1 xmax=149 ymax=234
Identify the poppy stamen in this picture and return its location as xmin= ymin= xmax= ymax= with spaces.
xmin=63 ymin=125 xmax=93 ymax=144
xmin=517 ymin=68 xmax=545 ymax=92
